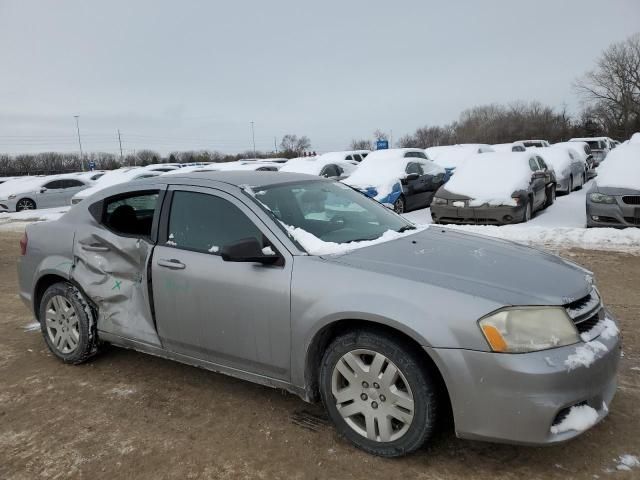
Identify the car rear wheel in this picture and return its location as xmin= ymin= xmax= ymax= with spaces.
xmin=544 ymin=184 xmax=556 ymax=208
xmin=16 ymin=198 xmax=36 ymax=211
xmin=393 ymin=196 xmax=405 ymax=214
xmin=39 ymin=282 xmax=99 ymax=364
xmin=319 ymin=330 xmax=439 ymax=457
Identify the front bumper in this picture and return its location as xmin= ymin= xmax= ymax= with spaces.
xmin=431 ymin=203 xmax=525 ymax=225
xmin=586 ymin=201 xmax=640 ymax=228
xmin=426 ymin=314 xmax=621 ymax=445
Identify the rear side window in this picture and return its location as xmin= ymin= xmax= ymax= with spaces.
xmin=528 ymin=158 xmax=539 ymax=171
xmin=404 ymin=151 xmax=428 ymax=159
xmin=320 ymin=164 xmax=341 ymax=178
xmin=43 ymin=180 xmax=65 ymax=189
xmin=63 ymin=179 xmax=85 ymax=188
xmin=405 ymin=162 xmax=424 ymax=175
xmin=166 ymin=191 xmax=263 ymax=254
xmin=102 ymin=191 xmax=159 ymax=237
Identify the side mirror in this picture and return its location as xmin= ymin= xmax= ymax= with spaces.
xmin=532 ymin=171 xmax=545 ymax=179
xmin=401 ymin=173 xmax=419 ymax=185
xmin=220 ymin=237 xmax=280 ymax=265
xmin=40 ymin=187 xmax=47 ymax=193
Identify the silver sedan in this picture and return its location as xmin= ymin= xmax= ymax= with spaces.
xmin=17 ymin=171 xmax=620 ymax=457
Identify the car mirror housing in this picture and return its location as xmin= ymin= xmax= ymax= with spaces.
xmin=405 ymin=173 xmax=420 ymax=181
xmin=220 ymin=237 xmax=280 ymax=265
xmin=40 ymin=187 xmax=47 ymax=193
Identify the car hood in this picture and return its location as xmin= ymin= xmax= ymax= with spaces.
xmin=591 ymin=185 xmax=640 ymax=196
xmin=326 ymin=228 xmax=592 ymax=306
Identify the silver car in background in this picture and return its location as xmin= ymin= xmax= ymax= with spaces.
xmin=0 ymin=174 xmax=92 ymax=212
xmin=18 ymin=171 xmax=620 ymax=457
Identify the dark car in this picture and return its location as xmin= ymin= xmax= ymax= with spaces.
xmin=344 ymin=148 xmax=446 ymax=213
xmin=431 ymin=152 xmax=556 ymax=225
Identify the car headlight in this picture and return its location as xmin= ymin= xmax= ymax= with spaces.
xmin=589 ymin=193 xmax=616 ymax=204
xmin=433 ymin=197 xmax=447 ymax=205
xmin=479 ymin=307 xmax=579 ymax=353
xmin=8 ymin=194 xmax=16 ymax=200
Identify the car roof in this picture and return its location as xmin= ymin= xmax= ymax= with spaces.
xmin=150 ymin=170 xmax=324 ymax=188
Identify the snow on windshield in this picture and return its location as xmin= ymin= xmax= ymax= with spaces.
xmin=429 ymin=147 xmax=480 ymax=169
xmin=444 ymin=152 xmax=532 ymax=206
xmin=595 ymin=144 xmax=640 ymax=190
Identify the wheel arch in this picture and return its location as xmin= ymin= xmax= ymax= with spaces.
xmin=33 ymin=273 xmax=96 ymax=322
xmin=303 ymin=318 xmax=452 ymax=418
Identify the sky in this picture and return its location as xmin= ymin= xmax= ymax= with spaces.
xmin=0 ymin=0 xmax=639 ymax=156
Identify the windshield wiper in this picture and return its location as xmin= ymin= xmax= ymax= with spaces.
xmin=397 ymin=225 xmax=417 ymax=233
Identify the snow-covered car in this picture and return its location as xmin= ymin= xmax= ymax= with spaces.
xmin=537 ymin=147 xmax=586 ymax=194
xmin=491 ymin=142 xmax=527 ymax=152
xmin=71 ymin=167 xmax=163 ymax=205
xmin=343 ymin=148 xmax=446 ymax=213
xmin=215 ymin=161 xmax=282 ymax=172
xmin=569 ymin=138 xmax=610 ymax=166
xmin=519 ymin=139 xmax=551 ymax=148
xmin=431 ymin=151 xmax=556 ymax=225
xmin=553 ymin=141 xmax=596 ymax=178
xmin=425 ymin=144 xmax=491 ymax=179
xmin=586 ymin=144 xmax=640 ymax=228
xmin=628 ymin=132 xmax=640 ymax=144
xmin=279 ymin=153 xmax=358 ymax=179
xmin=0 ymin=173 xmax=93 ymax=212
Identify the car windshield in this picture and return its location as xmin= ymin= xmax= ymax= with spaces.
xmin=248 ymin=180 xmax=412 ymax=245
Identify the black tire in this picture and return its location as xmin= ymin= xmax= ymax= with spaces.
xmin=39 ymin=282 xmax=99 ymax=364
xmin=16 ymin=198 xmax=36 ymax=211
xmin=576 ymin=173 xmax=585 ymax=190
xmin=393 ymin=195 xmax=405 ymax=214
xmin=319 ymin=330 xmax=439 ymax=457
xmin=544 ymin=184 xmax=556 ymax=208
xmin=568 ymin=176 xmax=574 ymax=192
xmin=520 ymin=200 xmax=532 ymax=223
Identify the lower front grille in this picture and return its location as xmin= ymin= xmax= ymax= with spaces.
xmin=623 ymin=217 xmax=640 ymax=225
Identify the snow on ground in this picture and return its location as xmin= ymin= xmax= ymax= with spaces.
xmin=403 ymin=179 xmax=640 ymax=252
xmin=0 ymin=207 xmax=69 ymax=231
xmin=615 ymin=454 xmax=640 ymax=471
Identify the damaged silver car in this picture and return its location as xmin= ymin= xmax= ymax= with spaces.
xmin=18 ymin=171 xmax=621 ymax=457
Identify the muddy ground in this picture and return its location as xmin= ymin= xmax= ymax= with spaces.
xmin=0 ymin=230 xmax=638 ymax=479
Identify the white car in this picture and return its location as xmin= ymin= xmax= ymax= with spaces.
xmin=491 ymin=142 xmax=527 ymax=152
xmin=0 ymin=174 xmax=93 ymax=212
xmin=71 ymin=167 xmax=163 ymax=205
xmin=519 ymin=139 xmax=551 ymax=148
xmin=279 ymin=154 xmax=358 ymax=179
xmin=536 ymin=147 xmax=586 ymax=194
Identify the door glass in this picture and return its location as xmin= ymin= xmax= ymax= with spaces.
xmin=43 ymin=180 xmax=65 ymax=189
xmin=62 ymin=179 xmax=85 ymax=188
xmin=528 ymin=158 xmax=539 ymax=171
xmin=167 ymin=191 xmax=263 ymax=254
xmin=102 ymin=191 xmax=159 ymax=237
xmin=405 ymin=162 xmax=424 ymax=175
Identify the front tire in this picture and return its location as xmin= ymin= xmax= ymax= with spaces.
xmin=319 ymin=330 xmax=439 ymax=457
xmin=16 ymin=198 xmax=36 ymax=211
xmin=521 ymin=200 xmax=532 ymax=223
xmin=39 ymin=282 xmax=99 ymax=364
xmin=544 ymin=184 xmax=556 ymax=208
xmin=393 ymin=195 xmax=405 ymax=214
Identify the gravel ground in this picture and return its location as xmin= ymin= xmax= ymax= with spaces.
xmin=0 ymin=230 xmax=638 ymax=479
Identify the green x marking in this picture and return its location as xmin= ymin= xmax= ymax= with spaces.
xmin=112 ymin=280 xmax=122 ymax=291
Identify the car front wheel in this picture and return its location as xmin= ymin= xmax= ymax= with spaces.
xmin=16 ymin=198 xmax=36 ymax=211
xmin=393 ymin=196 xmax=405 ymax=214
xmin=39 ymin=282 xmax=99 ymax=364
xmin=320 ymin=330 xmax=439 ymax=457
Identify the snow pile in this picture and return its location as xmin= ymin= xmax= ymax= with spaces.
xmin=616 ymin=454 xmax=640 ymax=471
xmin=552 ymin=142 xmax=588 ymax=164
xmin=579 ymin=317 xmax=619 ymax=342
xmin=279 ymin=154 xmax=355 ymax=176
xmin=444 ymin=152 xmax=533 ymax=206
xmin=283 ymin=222 xmax=426 ymax=256
xmin=630 ymin=132 xmax=640 ymax=144
xmin=550 ymin=404 xmax=599 ymax=435
xmin=595 ymin=144 xmax=640 ymax=189
xmin=73 ymin=167 xmax=155 ymax=200
xmin=565 ymin=340 xmax=608 ymax=370
xmin=23 ymin=321 xmax=40 ymax=332
xmin=0 ymin=176 xmax=48 ymax=198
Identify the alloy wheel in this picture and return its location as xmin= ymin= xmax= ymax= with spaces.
xmin=16 ymin=199 xmax=35 ymax=211
xmin=45 ymin=295 xmax=80 ymax=354
xmin=394 ymin=198 xmax=404 ymax=214
xmin=331 ymin=349 xmax=415 ymax=442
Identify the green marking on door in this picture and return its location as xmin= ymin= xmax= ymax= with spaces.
xmin=112 ymin=280 xmax=122 ymax=291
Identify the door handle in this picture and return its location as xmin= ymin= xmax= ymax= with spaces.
xmin=81 ymin=244 xmax=110 ymax=252
xmin=157 ymin=258 xmax=186 ymax=270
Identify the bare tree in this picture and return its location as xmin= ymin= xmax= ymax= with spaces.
xmin=279 ymin=134 xmax=312 ymax=157
xmin=350 ymin=139 xmax=372 ymax=150
xmin=575 ymin=33 xmax=640 ymax=138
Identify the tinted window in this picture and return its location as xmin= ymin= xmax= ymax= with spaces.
xmin=405 ymin=162 xmax=424 ymax=175
xmin=43 ymin=180 xmax=65 ymax=189
xmin=320 ymin=164 xmax=341 ymax=178
xmin=103 ymin=191 xmax=159 ymax=237
xmin=404 ymin=151 xmax=428 ymax=159
xmin=167 ymin=191 xmax=263 ymax=254
xmin=353 ymin=154 xmax=363 ymax=162
xmin=63 ymin=179 xmax=85 ymax=188
xmin=345 ymin=155 xmax=354 ymax=161
xmin=536 ymin=157 xmax=548 ymax=169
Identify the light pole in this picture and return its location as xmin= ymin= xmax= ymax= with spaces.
xmin=250 ymin=121 xmax=257 ymax=159
xmin=74 ymin=115 xmax=84 ymax=171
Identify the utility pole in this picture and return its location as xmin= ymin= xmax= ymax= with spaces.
xmin=390 ymin=129 xmax=393 ymax=149
xmin=274 ymin=136 xmax=277 ymax=154
xmin=74 ymin=115 xmax=84 ymax=171
xmin=250 ymin=121 xmax=257 ymax=159
xmin=117 ymin=129 xmax=124 ymax=162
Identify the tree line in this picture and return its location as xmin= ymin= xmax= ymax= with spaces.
xmin=2 ymin=33 xmax=638 ymax=177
